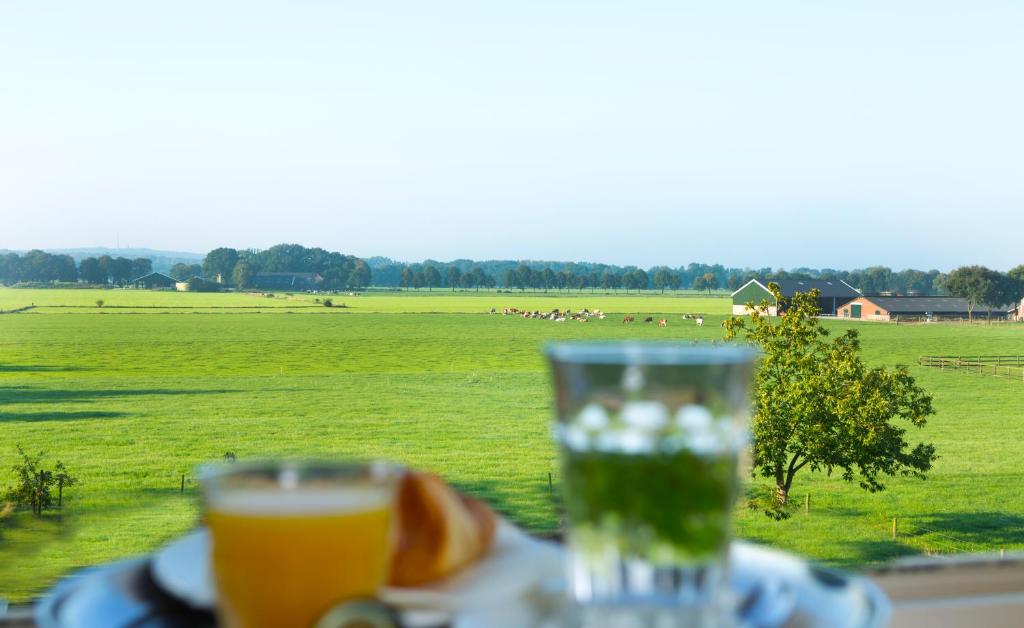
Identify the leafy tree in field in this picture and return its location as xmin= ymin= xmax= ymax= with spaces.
xmin=412 ymin=271 xmax=425 ymax=289
xmin=470 ymin=267 xmax=488 ymax=291
xmin=502 ymin=268 xmax=516 ymax=290
xmin=203 ymin=248 xmax=240 ymax=282
xmin=653 ymin=269 xmax=672 ymax=293
xmin=541 ymin=268 xmax=556 ymax=292
xmin=169 ymin=263 xmax=200 ymax=281
xmin=622 ymin=271 xmax=638 ymax=293
xmin=724 ymin=285 xmax=936 ymax=518
xmin=691 ymin=274 xmax=708 ymax=292
xmin=1005 ymin=265 xmax=1024 ymax=305
xmin=459 ymin=272 xmax=474 ymax=289
xmin=669 ymin=271 xmax=682 ymax=291
xmin=600 ymin=271 xmax=620 ymax=292
xmin=5 ymin=446 xmax=78 ymax=515
xmin=514 ymin=264 xmax=531 ymax=291
xmin=232 ymin=261 xmax=254 ymax=289
xmin=423 ymin=266 xmax=441 ymax=291
xmin=400 ymin=267 xmax=414 ymax=288
xmin=77 ymin=257 xmax=105 ymax=284
xmin=945 ymin=265 xmax=1002 ymax=320
xmin=701 ymin=272 xmax=718 ymax=293
xmin=348 ymin=260 xmax=371 ymax=289
xmin=108 ymin=257 xmax=134 ymax=285
xmin=632 ymin=269 xmax=648 ymax=292
xmin=859 ymin=266 xmax=893 ymax=294
xmin=130 ymin=257 xmax=153 ymax=280
xmin=445 ymin=266 xmax=462 ymax=291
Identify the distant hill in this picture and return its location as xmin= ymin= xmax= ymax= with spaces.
xmin=0 ymin=247 xmax=204 ymax=273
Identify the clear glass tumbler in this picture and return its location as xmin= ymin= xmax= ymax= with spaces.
xmin=546 ymin=342 xmax=755 ymax=627
xmin=201 ymin=461 xmax=402 ymax=628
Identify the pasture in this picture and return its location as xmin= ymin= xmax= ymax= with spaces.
xmin=3 ymin=287 xmax=1024 ymax=601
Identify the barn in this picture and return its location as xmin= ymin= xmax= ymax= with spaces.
xmin=838 ymin=296 xmax=1011 ymax=321
xmin=731 ymin=279 xmax=860 ymax=316
xmin=249 ymin=272 xmax=323 ymax=291
xmin=132 ymin=272 xmax=178 ymax=289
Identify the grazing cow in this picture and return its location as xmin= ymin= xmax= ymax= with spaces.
xmin=490 ymin=308 xmax=496 ymax=314
xmin=622 ymin=315 xmax=635 ymax=324
xmin=696 ymin=316 xmax=704 ymax=327
xmin=658 ymin=319 xmax=667 ymax=327
xmin=643 ymin=316 xmax=654 ymax=324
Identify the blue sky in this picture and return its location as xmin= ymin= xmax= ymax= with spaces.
xmin=1 ymin=2 xmax=1022 ymax=270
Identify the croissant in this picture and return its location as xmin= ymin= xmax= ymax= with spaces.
xmin=388 ymin=471 xmax=497 ymax=586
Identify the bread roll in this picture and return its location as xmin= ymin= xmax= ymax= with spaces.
xmin=389 ymin=472 xmax=497 ymax=586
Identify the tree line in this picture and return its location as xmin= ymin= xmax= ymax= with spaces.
xmin=5 ymin=247 xmax=1024 ymax=306
xmin=0 ymin=250 xmax=153 ymax=286
xmin=201 ymin=244 xmax=371 ymax=291
xmin=367 ymin=259 xmax=968 ymax=295
xmin=943 ymin=265 xmax=1024 ymax=318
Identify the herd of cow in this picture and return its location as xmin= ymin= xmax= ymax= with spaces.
xmin=491 ymin=307 xmax=705 ymax=327
xmin=494 ymin=307 xmax=607 ymax=322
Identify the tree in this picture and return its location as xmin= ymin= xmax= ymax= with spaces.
xmin=232 ymin=261 xmax=254 ymax=289
xmin=203 ymin=248 xmax=240 ymax=283
xmin=5 ymin=445 xmax=78 ymax=515
xmin=668 ymin=271 xmax=682 ymax=291
xmin=514 ymin=264 xmax=531 ymax=292
xmin=412 ymin=271 xmax=425 ymax=289
xmin=400 ymin=267 xmax=414 ymax=289
xmin=653 ymin=269 xmax=672 ymax=293
xmin=691 ymin=275 xmax=708 ymax=292
xmin=130 ymin=258 xmax=153 ymax=280
xmin=632 ymin=269 xmax=648 ymax=292
xmin=945 ymin=265 xmax=999 ymax=320
xmin=423 ymin=266 xmax=441 ymax=291
xmin=859 ymin=266 xmax=893 ymax=294
xmin=169 ymin=263 xmax=201 ymax=281
xmin=348 ymin=260 xmax=371 ymax=289
xmin=78 ymin=257 xmax=106 ymax=284
xmin=108 ymin=257 xmax=134 ymax=285
xmin=445 ymin=266 xmax=462 ymax=291
xmin=470 ymin=267 xmax=488 ymax=291
xmin=622 ymin=271 xmax=638 ymax=293
xmin=541 ymin=268 xmax=556 ymax=292
xmin=701 ymin=272 xmax=718 ymax=293
xmin=724 ymin=285 xmax=936 ymax=517
xmin=1005 ymin=265 xmax=1024 ymax=305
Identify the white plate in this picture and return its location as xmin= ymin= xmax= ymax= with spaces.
xmin=138 ymin=523 xmax=889 ymax=628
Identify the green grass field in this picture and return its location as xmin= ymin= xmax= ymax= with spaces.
xmin=3 ymin=287 xmax=1024 ymax=601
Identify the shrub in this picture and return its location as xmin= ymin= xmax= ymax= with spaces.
xmin=95 ymin=299 xmax=104 ymax=308
xmin=323 ymin=298 xmax=333 ymax=307
xmin=5 ymin=446 xmax=79 ymax=515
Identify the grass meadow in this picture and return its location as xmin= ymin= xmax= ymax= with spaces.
xmin=2 ymin=287 xmax=1024 ymax=601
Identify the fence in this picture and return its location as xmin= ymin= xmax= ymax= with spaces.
xmin=918 ymin=355 xmax=1024 ymax=382
xmin=797 ymin=493 xmax=1003 ymax=558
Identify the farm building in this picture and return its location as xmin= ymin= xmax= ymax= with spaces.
xmin=837 ymin=296 xmax=1011 ymax=321
xmin=731 ymin=279 xmax=860 ymax=316
xmin=132 ymin=272 xmax=177 ymax=289
xmin=250 ymin=272 xmax=323 ymax=291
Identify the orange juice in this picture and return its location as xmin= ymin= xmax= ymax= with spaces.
xmin=204 ymin=471 xmax=398 ymax=628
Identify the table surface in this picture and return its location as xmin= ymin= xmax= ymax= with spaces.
xmin=5 ymin=552 xmax=1024 ymax=627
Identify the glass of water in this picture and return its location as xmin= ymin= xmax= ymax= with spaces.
xmin=546 ymin=342 xmax=755 ymax=627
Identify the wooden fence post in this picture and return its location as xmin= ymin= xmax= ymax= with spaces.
xmin=548 ymin=472 xmax=553 ymax=496
xmin=180 ymin=474 xmax=185 ymax=494
xmin=892 ymin=517 xmax=898 ymax=540
xmin=804 ymin=493 xmax=810 ymax=513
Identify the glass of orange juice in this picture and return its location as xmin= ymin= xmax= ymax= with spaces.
xmin=201 ymin=461 xmax=402 ymax=628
